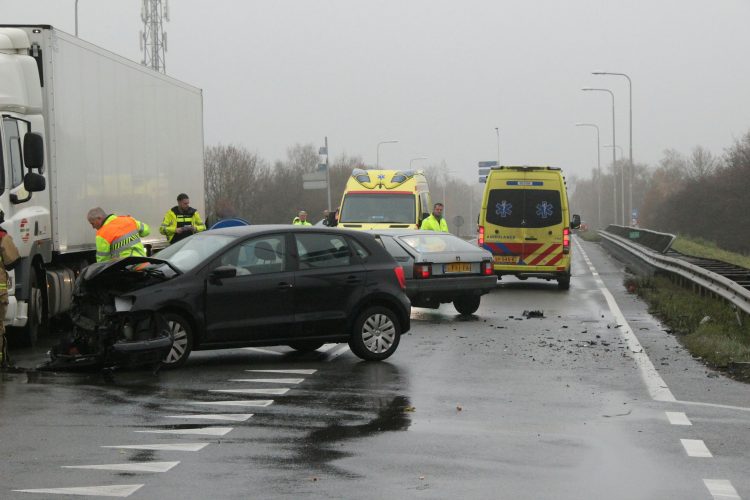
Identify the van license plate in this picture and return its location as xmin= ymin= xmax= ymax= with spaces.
xmin=445 ymin=263 xmax=471 ymax=273
xmin=494 ymin=255 xmax=519 ymax=264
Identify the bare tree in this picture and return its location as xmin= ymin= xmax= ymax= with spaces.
xmin=686 ymin=146 xmax=718 ymax=180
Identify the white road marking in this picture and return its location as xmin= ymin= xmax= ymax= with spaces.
xmin=14 ymin=485 xmax=144 ymax=497
xmin=666 ymin=411 xmax=692 ymax=426
xmin=102 ymin=443 xmax=208 ymax=451
xmin=210 ymin=388 xmax=289 ymax=395
xmin=62 ymin=462 xmax=179 ymax=473
xmin=136 ymin=427 xmax=233 ymax=436
xmin=240 ymin=347 xmax=284 ymax=356
xmin=681 ymin=439 xmax=713 ymax=458
xmin=245 ymin=369 xmax=317 ymax=375
xmin=317 ymin=344 xmax=338 ymax=353
xmin=704 ymin=479 xmax=741 ymax=500
xmin=576 ymin=241 xmax=676 ymax=402
xmin=228 ymin=378 xmax=304 ymax=384
xmin=326 ymin=345 xmax=350 ymax=360
xmin=190 ymin=400 xmax=274 ymax=407
xmin=164 ymin=414 xmax=253 ymax=422
xmin=676 ymin=399 xmax=750 ymax=413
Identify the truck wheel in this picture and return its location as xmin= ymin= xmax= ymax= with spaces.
xmin=348 ymin=306 xmax=400 ymax=361
xmin=453 ymin=296 xmax=480 ymax=316
xmin=288 ymin=341 xmax=324 ymax=353
xmin=162 ymin=313 xmax=193 ymax=369
xmin=13 ymin=269 xmax=45 ymax=347
xmin=557 ymin=275 xmax=571 ymax=290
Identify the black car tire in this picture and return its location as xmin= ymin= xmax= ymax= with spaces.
xmin=162 ymin=312 xmax=193 ymax=369
xmin=288 ymin=341 xmax=324 ymax=353
xmin=453 ymin=295 xmax=481 ymax=316
xmin=558 ymin=275 xmax=571 ymax=290
xmin=348 ymin=306 xmax=401 ymax=361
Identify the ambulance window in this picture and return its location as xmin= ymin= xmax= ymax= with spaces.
xmin=486 ymin=190 xmax=524 ymax=227
xmin=2 ymin=119 xmax=24 ymax=188
xmin=525 ymin=190 xmax=562 ymax=228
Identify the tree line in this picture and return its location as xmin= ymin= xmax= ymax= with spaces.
xmin=569 ymin=130 xmax=750 ymax=253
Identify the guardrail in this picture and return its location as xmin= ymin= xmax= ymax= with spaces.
xmin=597 ymin=229 xmax=750 ymax=316
xmin=604 ymin=225 xmax=676 ymax=254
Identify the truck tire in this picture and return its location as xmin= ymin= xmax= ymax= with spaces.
xmin=453 ymin=295 xmax=480 ymax=316
xmin=162 ymin=312 xmax=193 ymax=369
xmin=348 ymin=306 xmax=400 ymax=361
xmin=12 ymin=269 xmax=45 ymax=348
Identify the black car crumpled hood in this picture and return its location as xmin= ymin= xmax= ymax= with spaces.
xmin=75 ymin=256 xmax=179 ymax=296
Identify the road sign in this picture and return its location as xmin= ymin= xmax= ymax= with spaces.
xmin=303 ymin=180 xmax=327 ymax=190
xmin=479 ymin=175 xmax=488 ymax=183
xmin=303 ymin=171 xmax=327 ymax=190
xmin=478 ymin=161 xmax=497 ymax=169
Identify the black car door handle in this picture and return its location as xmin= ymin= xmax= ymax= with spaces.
xmin=277 ymin=282 xmax=293 ymax=290
xmin=346 ymin=276 xmax=361 ymax=284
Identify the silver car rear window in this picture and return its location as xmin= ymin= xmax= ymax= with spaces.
xmin=397 ymin=234 xmax=476 ymax=253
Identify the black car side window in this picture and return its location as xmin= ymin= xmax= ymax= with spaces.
xmin=296 ymin=233 xmax=351 ymax=270
xmin=219 ymin=235 xmax=286 ymax=275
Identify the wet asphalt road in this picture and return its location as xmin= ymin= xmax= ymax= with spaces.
xmin=1 ymin=237 xmax=748 ymax=499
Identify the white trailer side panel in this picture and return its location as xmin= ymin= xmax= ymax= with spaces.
xmin=42 ymin=28 xmax=203 ymax=253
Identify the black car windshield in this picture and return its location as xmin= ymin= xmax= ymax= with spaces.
xmin=156 ymin=234 xmax=236 ymax=272
xmin=398 ymin=233 xmax=478 ymax=253
xmin=339 ymin=193 xmax=415 ymax=223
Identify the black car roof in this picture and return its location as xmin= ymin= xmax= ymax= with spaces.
xmin=205 ymin=224 xmax=378 ymax=241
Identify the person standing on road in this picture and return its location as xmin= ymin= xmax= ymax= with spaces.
xmin=292 ymin=210 xmax=312 ymax=226
xmin=0 ymin=206 xmax=20 ymax=368
xmin=420 ymin=203 xmax=449 ymax=232
xmin=87 ymin=207 xmax=150 ymax=263
xmin=160 ymin=193 xmax=206 ymax=245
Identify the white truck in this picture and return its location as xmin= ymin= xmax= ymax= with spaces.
xmin=0 ymin=25 xmax=204 ymax=345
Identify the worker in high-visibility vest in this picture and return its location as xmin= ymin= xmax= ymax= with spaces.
xmin=87 ymin=207 xmax=150 ymax=263
xmin=160 ymin=193 xmax=206 ymax=245
xmin=420 ymin=203 xmax=449 ymax=232
xmin=292 ymin=210 xmax=312 ymax=226
xmin=0 ymin=205 xmax=19 ymax=368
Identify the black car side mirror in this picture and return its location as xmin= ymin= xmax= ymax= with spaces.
xmin=210 ymin=265 xmax=237 ymax=282
xmin=571 ymin=214 xmax=581 ymax=229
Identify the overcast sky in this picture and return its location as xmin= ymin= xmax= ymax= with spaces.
xmin=2 ymin=0 xmax=749 ymax=181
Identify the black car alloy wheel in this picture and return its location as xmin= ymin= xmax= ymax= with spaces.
xmin=348 ymin=306 xmax=401 ymax=361
xmin=162 ymin=312 xmax=193 ymax=368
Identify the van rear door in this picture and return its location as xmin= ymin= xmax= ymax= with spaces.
xmin=521 ymin=177 xmax=564 ymax=267
xmin=484 ymin=184 xmax=526 ymax=265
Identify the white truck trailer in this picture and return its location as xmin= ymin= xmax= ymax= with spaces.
xmin=0 ymin=25 xmax=204 ymax=345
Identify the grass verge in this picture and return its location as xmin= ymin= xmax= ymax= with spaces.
xmin=576 ymin=230 xmax=601 ymax=242
xmin=631 ymin=275 xmax=750 ymax=376
xmin=672 ymin=235 xmax=750 ymax=269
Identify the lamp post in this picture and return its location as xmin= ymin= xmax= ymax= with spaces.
xmin=494 ymin=127 xmax=500 ymax=166
xmin=410 ymin=156 xmax=428 ymax=169
xmin=376 ymin=140 xmax=399 ymax=168
xmin=582 ymin=87 xmax=623 ymax=225
xmin=575 ymin=123 xmax=601 ymax=228
xmin=593 ymin=71 xmax=632 ymax=225
xmin=603 ymin=144 xmax=623 ymax=160
xmin=75 ymin=0 xmax=79 ymax=36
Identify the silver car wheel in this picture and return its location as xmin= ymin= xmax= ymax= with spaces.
xmin=164 ymin=320 xmax=188 ymax=364
xmin=361 ymin=313 xmax=396 ymax=353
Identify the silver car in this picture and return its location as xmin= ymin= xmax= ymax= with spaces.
xmin=371 ymin=230 xmax=497 ymax=315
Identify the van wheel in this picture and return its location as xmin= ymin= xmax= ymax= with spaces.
xmin=162 ymin=313 xmax=193 ymax=369
xmin=454 ymin=296 xmax=481 ymax=316
xmin=288 ymin=341 xmax=324 ymax=353
xmin=349 ymin=306 xmax=401 ymax=361
xmin=558 ymin=275 xmax=571 ymax=290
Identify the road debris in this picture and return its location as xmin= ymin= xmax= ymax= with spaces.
xmin=522 ymin=310 xmax=545 ymax=319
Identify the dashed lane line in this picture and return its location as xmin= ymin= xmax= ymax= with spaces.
xmin=164 ymin=414 xmax=253 ymax=422
xmin=62 ymin=462 xmax=180 ymax=473
xmin=675 ymin=400 xmax=750 ymax=413
xmin=575 ymin=240 xmax=676 ymax=402
xmin=326 ymin=345 xmax=350 ymax=360
xmin=14 ymin=484 xmax=144 ymax=497
xmin=102 ymin=443 xmax=209 ymax=452
xmin=189 ymin=400 xmax=274 ymax=407
xmin=228 ymin=378 xmax=304 ymax=384
xmin=704 ymin=479 xmax=742 ymax=500
xmin=680 ymin=439 xmax=713 ymax=458
xmin=318 ymin=344 xmax=338 ymax=353
xmin=245 ymin=369 xmax=317 ymax=375
xmin=135 ymin=427 xmax=233 ymax=437
xmin=209 ymin=388 xmax=289 ymax=395
xmin=240 ymin=347 xmax=284 ymax=356
xmin=666 ymin=412 xmax=692 ymax=426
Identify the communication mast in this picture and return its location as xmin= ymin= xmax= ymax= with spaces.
xmin=140 ymin=0 xmax=169 ymax=73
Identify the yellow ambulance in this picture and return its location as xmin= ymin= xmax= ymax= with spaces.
xmin=338 ymin=169 xmax=432 ymax=230
xmin=478 ymin=166 xmax=580 ymax=289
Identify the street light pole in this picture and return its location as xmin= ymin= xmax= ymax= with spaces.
xmin=582 ymin=87 xmax=622 ymax=225
xmin=603 ymin=144 xmax=623 ymax=160
xmin=376 ymin=140 xmax=398 ymax=168
xmin=594 ymin=71 xmax=632 ymax=225
xmin=75 ymin=0 xmax=80 ymax=36
xmin=495 ymin=127 xmax=500 ymax=166
xmin=575 ymin=123 xmax=601 ymax=228
xmin=410 ymin=156 xmax=428 ymax=169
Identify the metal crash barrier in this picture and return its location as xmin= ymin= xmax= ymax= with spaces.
xmin=604 ymin=225 xmax=676 ymax=254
